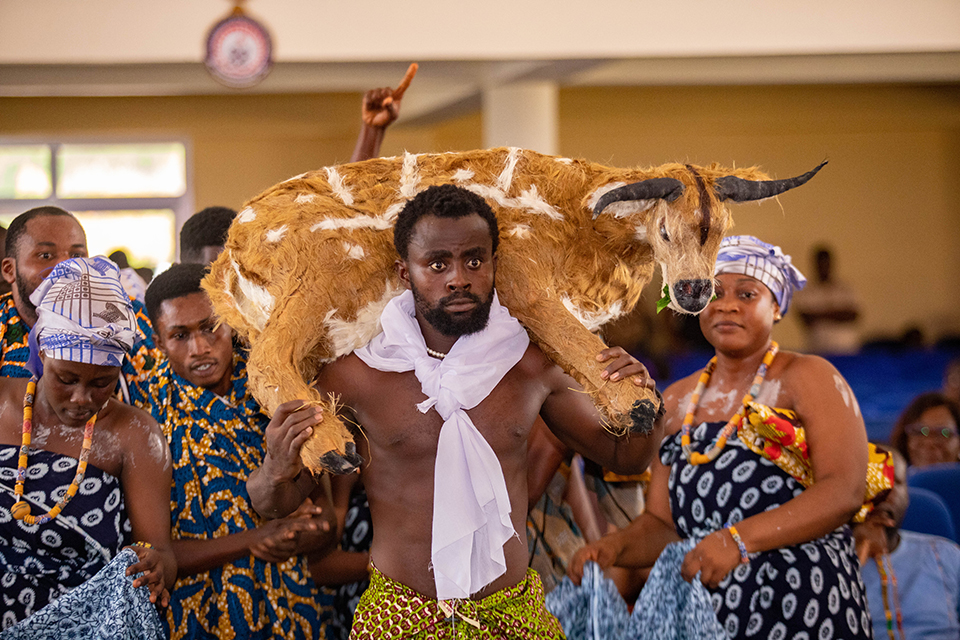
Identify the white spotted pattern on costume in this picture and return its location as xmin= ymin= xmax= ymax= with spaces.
xmin=324 ymin=167 xmax=355 ymax=206
xmin=265 ymin=226 xmax=288 ymax=243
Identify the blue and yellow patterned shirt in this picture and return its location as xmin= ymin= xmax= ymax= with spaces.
xmin=135 ymin=350 xmax=329 ymax=640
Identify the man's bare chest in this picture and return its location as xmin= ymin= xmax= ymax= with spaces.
xmin=345 ymin=368 xmax=544 ymax=458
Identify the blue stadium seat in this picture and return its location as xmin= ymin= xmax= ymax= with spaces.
xmin=901 ymin=486 xmax=957 ymax=543
xmin=908 ymin=463 xmax=960 ymax=540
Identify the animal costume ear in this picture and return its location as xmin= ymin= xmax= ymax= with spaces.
xmin=714 ymin=161 xmax=827 ymax=202
xmin=592 ymin=178 xmax=685 ymax=218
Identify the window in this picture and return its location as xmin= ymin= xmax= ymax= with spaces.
xmin=0 ymin=140 xmax=192 ymax=272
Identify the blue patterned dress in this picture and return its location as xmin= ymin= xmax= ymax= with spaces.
xmin=0 ymin=446 xmax=131 ymax=629
xmin=660 ymin=420 xmax=873 ymax=640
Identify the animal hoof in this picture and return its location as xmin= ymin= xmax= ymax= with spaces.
xmin=318 ymin=445 xmax=365 ymax=475
xmin=628 ymin=399 xmax=658 ymax=435
xmin=344 ymin=441 xmax=364 ymax=468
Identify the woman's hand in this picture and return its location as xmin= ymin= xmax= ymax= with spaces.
xmin=126 ymin=544 xmax=170 ymax=607
xmin=568 ymin=535 xmax=624 ymax=585
xmin=680 ymin=529 xmax=742 ymax=588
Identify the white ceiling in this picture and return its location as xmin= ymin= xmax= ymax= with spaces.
xmin=1 ymin=0 xmax=958 ymax=122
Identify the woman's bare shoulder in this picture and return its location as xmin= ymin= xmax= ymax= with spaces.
xmin=103 ymin=400 xmax=170 ymax=465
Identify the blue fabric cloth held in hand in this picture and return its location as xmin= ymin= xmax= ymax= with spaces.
xmin=0 ymin=548 xmax=163 ymax=640
xmin=546 ymin=560 xmax=631 ymax=640
xmin=628 ymin=538 xmax=725 ymax=640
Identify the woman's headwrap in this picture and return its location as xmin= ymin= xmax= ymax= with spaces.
xmin=715 ymin=235 xmax=807 ymax=315
xmin=27 ymin=256 xmax=141 ymax=376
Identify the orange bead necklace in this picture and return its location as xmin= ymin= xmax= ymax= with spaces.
xmin=680 ymin=342 xmax=778 ymax=465
xmin=10 ymin=377 xmax=98 ymax=525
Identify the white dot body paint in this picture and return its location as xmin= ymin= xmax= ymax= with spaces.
xmin=700 ymin=387 xmax=740 ymax=417
xmin=834 ymin=374 xmax=862 ymax=418
xmin=754 ymin=379 xmax=783 ymax=408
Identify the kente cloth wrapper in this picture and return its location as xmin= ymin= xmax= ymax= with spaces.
xmin=544 ymin=561 xmax=630 ymax=640
xmin=0 ymin=548 xmax=164 ymax=640
xmin=714 ymin=235 xmax=806 ymax=315
xmin=27 ymin=256 xmax=140 ymax=375
xmin=354 ymin=289 xmax=530 ymax=600
xmin=627 ymin=538 xmax=726 ymax=640
xmin=737 ymin=402 xmax=894 ymax=523
xmin=350 ymin=563 xmax=565 ymax=639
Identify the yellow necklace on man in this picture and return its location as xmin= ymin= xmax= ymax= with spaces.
xmin=680 ymin=342 xmax=778 ymax=465
xmin=10 ymin=377 xmax=98 ymax=524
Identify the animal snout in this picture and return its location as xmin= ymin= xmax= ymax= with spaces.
xmin=673 ymin=279 xmax=714 ymax=313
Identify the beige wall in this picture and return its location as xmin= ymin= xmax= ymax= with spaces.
xmin=557 ymin=84 xmax=960 ymax=349
xmin=0 ymin=93 xmax=363 ymax=210
xmin=2 ymin=83 xmax=958 ymax=349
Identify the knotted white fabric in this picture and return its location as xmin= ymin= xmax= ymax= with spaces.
xmin=354 ymin=289 xmax=530 ymax=599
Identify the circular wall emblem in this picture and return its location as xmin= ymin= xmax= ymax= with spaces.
xmin=205 ymin=13 xmax=273 ymax=89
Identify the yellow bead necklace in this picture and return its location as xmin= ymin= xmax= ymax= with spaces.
xmin=10 ymin=377 xmax=98 ymax=524
xmin=680 ymin=342 xmax=778 ymax=465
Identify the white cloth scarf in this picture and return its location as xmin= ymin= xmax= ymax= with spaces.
xmin=354 ymin=289 xmax=530 ymax=599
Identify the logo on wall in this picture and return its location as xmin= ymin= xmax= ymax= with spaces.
xmin=205 ymin=3 xmax=273 ymax=89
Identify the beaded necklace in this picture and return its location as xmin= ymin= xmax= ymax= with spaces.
xmin=680 ymin=341 xmax=778 ymax=465
xmin=875 ymin=554 xmax=905 ymax=640
xmin=10 ymin=377 xmax=98 ymax=525
xmin=426 ymin=347 xmax=447 ymax=360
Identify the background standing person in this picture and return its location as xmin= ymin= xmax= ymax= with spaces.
xmin=570 ymin=236 xmax=875 ymax=639
xmin=0 ymin=206 xmax=160 ymax=405
xmin=794 ymin=245 xmax=861 ymax=354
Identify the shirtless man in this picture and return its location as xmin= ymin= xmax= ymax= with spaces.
xmin=248 ymin=184 xmax=662 ymax=637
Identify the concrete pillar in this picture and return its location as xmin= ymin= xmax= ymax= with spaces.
xmin=482 ymin=81 xmax=559 ymax=155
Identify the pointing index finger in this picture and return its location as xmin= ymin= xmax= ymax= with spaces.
xmin=384 ymin=63 xmax=418 ymax=105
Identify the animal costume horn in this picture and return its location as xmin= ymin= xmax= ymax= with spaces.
xmin=714 ymin=161 xmax=828 ymax=202
xmin=593 ymin=178 xmax=685 ymax=218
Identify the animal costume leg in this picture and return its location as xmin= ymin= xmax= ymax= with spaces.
xmin=495 ymin=270 xmax=660 ymax=437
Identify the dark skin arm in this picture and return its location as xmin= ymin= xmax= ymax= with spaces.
xmin=349 ymin=63 xmax=417 ymax=163
xmin=568 ymin=409 xmax=681 ymax=584
xmin=309 ymin=549 xmax=371 ymax=587
xmin=119 ymin=408 xmax=177 ymax=606
xmin=171 ymin=497 xmax=333 ymax=578
xmin=539 ymin=346 xmax=663 ymax=476
xmin=306 ymin=470 xmax=370 ymax=587
xmin=248 ymin=400 xmax=324 ymax=519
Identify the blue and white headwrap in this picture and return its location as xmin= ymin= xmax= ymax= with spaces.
xmin=27 ymin=256 xmax=141 ymax=376
xmin=715 ymin=235 xmax=806 ymax=315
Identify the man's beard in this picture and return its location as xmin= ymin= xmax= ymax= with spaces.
xmin=411 ymin=285 xmax=493 ymax=338
xmin=15 ymin=270 xmax=37 ymax=318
